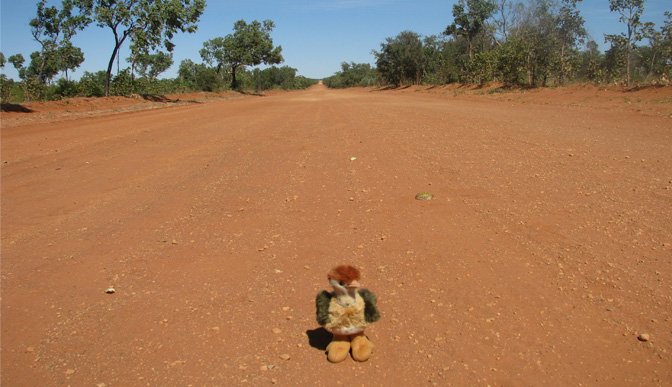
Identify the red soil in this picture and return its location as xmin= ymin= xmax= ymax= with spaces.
xmin=2 ymin=84 xmax=671 ymax=385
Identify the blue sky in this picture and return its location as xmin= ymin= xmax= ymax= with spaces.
xmin=1 ymin=0 xmax=670 ymax=80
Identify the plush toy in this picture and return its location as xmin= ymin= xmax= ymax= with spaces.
xmin=315 ymin=265 xmax=380 ymax=363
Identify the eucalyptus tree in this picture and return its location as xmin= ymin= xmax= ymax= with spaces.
xmin=200 ymin=20 xmax=283 ymax=89
xmin=30 ymin=0 xmax=88 ymax=82
xmin=605 ymin=0 xmax=645 ymax=86
xmin=555 ymin=0 xmax=586 ymax=84
xmin=374 ymin=31 xmax=425 ymax=86
xmin=493 ymin=0 xmax=518 ymax=42
xmin=79 ymin=0 xmax=206 ymax=95
xmin=663 ymin=12 xmax=672 ymax=76
xmin=639 ymin=12 xmax=672 ymax=79
xmin=0 ymin=52 xmax=11 ymax=103
xmin=444 ymin=0 xmax=497 ymax=59
xmin=6 ymin=53 xmax=46 ymax=100
xmin=8 ymin=54 xmax=26 ymax=75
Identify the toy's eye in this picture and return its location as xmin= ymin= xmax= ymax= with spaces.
xmin=339 ymin=281 xmax=345 ymax=286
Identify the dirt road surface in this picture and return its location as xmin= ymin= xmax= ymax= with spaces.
xmin=2 ymin=84 xmax=671 ymax=385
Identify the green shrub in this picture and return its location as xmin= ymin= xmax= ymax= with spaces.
xmin=55 ymin=78 xmax=79 ymax=98
xmin=22 ymin=76 xmax=47 ymax=101
xmin=78 ymin=71 xmax=106 ymax=97
xmin=0 ymin=75 xmax=13 ymax=103
xmin=110 ymin=69 xmax=134 ymax=96
xmin=495 ymin=39 xmax=528 ymax=87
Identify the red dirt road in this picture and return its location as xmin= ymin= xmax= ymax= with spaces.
xmin=2 ymin=84 xmax=671 ymax=385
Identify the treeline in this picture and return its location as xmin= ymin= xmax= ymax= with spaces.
xmin=176 ymin=62 xmax=316 ymax=94
xmin=0 ymin=1 xmax=315 ymax=103
xmin=0 ymin=63 xmax=315 ymax=103
xmin=323 ymin=62 xmax=378 ymax=88
xmin=326 ymin=0 xmax=672 ymax=88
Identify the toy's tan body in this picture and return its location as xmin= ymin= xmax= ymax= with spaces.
xmin=324 ymin=293 xmax=368 ymax=336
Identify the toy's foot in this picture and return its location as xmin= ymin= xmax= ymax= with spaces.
xmin=351 ymin=335 xmax=374 ymax=362
xmin=326 ymin=338 xmax=351 ymax=363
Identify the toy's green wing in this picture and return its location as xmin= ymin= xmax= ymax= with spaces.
xmin=358 ymin=288 xmax=381 ymax=323
xmin=315 ymin=290 xmax=333 ymax=326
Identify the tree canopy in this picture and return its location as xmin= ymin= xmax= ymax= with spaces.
xmin=605 ymin=0 xmax=645 ymax=86
xmin=350 ymin=0 xmax=670 ymax=89
xmin=445 ymin=0 xmax=497 ymax=59
xmin=131 ymin=50 xmax=174 ymax=80
xmin=374 ymin=31 xmax=425 ymax=86
xmin=200 ymin=19 xmax=283 ymax=89
xmin=79 ymin=0 xmax=206 ymax=95
xmin=29 ymin=0 xmax=89 ymax=82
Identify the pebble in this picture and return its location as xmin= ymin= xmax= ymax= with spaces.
xmin=415 ymin=192 xmax=434 ymax=201
xmin=65 ymin=369 xmax=76 ymax=376
xmin=272 ymin=328 xmax=282 ymax=334
xmin=279 ymin=354 xmax=291 ymax=361
xmin=105 ymin=287 xmax=116 ymax=294
xmin=637 ymin=333 xmax=650 ymax=342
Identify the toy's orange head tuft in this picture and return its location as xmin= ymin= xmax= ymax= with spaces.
xmin=327 ymin=265 xmax=361 ymax=284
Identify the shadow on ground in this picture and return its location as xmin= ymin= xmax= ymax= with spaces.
xmin=306 ymin=328 xmax=332 ymax=350
xmin=141 ymin=94 xmax=180 ymax=103
xmin=235 ymin=90 xmax=265 ymax=97
xmin=1 ymin=104 xmax=34 ymax=113
xmin=371 ymin=85 xmax=412 ymax=91
xmin=623 ymin=84 xmax=668 ymax=92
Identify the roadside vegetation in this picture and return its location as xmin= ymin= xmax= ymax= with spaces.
xmin=2 ymin=0 xmax=669 ymax=103
xmin=324 ymin=0 xmax=672 ymax=89
xmin=0 ymin=0 xmax=316 ymax=104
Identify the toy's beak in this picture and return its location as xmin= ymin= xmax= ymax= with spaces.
xmin=346 ymin=280 xmax=361 ymax=288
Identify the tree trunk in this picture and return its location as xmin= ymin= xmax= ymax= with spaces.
xmin=105 ymin=29 xmax=129 ymax=97
xmin=559 ymin=45 xmax=566 ymax=85
xmin=231 ymin=64 xmax=238 ymax=90
xmin=526 ymin=53 xmax=533 ymax=86
xmin=648 ymin=51 xmax=657 ymax=80
xmin=626 ymin=22 xmax=632 ymax=87
xmin=105 ymin=44 xmax=120 ymax=96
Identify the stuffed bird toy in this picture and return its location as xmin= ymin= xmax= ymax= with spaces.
xmin=315 ymin=265 xmax=380 ymax=363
